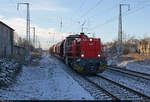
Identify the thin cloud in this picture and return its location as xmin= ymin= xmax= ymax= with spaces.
xmin=0 ymin=8 xmax=8 ymax=11
xmin=1 ymin=16 xmax=69 ymax=49
xmin=0 ymin=15 xmax=4 ymax=20
xmin=31 ymin=7 xmax=68 ymax=12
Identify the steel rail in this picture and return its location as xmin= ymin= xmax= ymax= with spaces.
xmin=108 ymin=66 xmax=150 ymax=81
xmin=80 ymin=75 xmax=120 ymax=100
xmin=96 ymin=74 xmax=150 ymax=100
xmin=109 ymin=66 xmax=150 ymax=76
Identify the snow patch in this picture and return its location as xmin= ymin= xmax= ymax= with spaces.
xmin=0 ymin=58 xmax=21 ymax=87
xmin=0 ymin=54 xmax=94 ymax=100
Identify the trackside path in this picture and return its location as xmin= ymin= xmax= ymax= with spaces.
xmin=0 ymin=53 xmax=94 ymax=100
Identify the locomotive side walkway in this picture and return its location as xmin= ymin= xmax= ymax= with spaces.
xmin=0 ymin=53 xmax=94 ymax=100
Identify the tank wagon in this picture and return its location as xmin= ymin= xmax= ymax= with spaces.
xmin=49 ymin=33 xmax=107 ymax=74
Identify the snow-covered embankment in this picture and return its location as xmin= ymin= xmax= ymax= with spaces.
xmin=0 ymin=58 xmax=22 ymax=87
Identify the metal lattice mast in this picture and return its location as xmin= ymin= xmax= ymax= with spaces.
xmin=81 ymin=21 xmax=86 ymax=33
xmin=31 ymin=27 xmax=36 ymax=48
xmin=118 ymin=4 xmax=122 ymax=55
xmin=78 ymin=20 xmax=86 ymax=33
xmin=17 ymin=3 xmax=31 ymax=60
xmin=27 ymin=3 xmax=30 ymax=53
xmin=118 ymin=4 xmax=130 ymax=55
xmin=60 ymin=18 xmax=64 ymax=40
xmin=60 ymin=17 xmax=62 ymax=32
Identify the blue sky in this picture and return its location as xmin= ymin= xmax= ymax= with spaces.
xmin=0 ymin=0 xmax=150 ymax=49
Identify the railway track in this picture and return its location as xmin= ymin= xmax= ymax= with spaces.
xmin=50 ymin=57 xmax=149 ymax=100
xmin=94 ymin=74 xmax=150 ymax=100
xmin=80 ymin=75 xmax=120 ymax=100
xmin=87 ymin=74 xmax=148 ymax=100
xmin=108 ymin=66 xmax=150 ymax=81
xmin=54 ymin=57 xmax=113 ymax=100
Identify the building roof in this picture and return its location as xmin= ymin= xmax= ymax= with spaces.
xmin=0 ymin=21 xmax=14 ymax=31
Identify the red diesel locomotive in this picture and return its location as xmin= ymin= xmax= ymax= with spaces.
xmin=49 ymin=33 xmax=107 ymax=74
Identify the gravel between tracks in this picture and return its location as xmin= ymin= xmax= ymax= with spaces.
xmin=100 ymin=70 xmax=150 ymax=98
xmin=87 ymin=75 xmax=143 ymax=100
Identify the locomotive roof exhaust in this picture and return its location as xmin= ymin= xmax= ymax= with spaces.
xmin=80 ymin=32 xmax=85 ymax=39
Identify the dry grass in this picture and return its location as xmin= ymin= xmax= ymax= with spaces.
xmin=31 ymin=52 xmax=42 ymax=59
xmin=117 ymin=56 xmax=134 ymax=62
xmin=122 ymin=53 xmax=150 ymax=61
xmin=30 ymin=52 xmax=42 ymax=66
xmin=117 ymin=53 xmax=150 ymax=66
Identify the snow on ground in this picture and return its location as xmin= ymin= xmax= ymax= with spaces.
xmin=125 ymin=62 xmax=150 ymax=74
xmin=116 ymin=60 xmax=150 ymax=74
xmin=100 ymin=70 xmax=150 ymax=97
xmin=108 ymin=56 xmax=150 ymax=74
xmin=0 ymin=58 xmax=21 ymax=87
xmin=0 ymin=53 xmax=94 ymax=100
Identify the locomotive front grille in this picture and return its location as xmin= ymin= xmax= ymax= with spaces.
xmin=87 ymin=63 xmax=98 ymax=73
xmin=77 ymin=58 xmax=106 ymax=74
xmin=89 ymin=65 xmax=94 ymax=70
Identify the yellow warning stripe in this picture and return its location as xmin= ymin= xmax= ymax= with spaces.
xmin=74 ymin=63 xmax=84 ymax=73
xmin=99 ymin=66 xmax=107 ymax=72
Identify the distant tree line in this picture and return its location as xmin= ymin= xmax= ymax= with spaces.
xmin=13 ymin=32 xmax=35 ymax=51
xmin=106 ymin=33 xmax=150 ymax=55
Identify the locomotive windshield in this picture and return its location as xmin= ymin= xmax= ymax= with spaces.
xmin=66 ymin=34 xmax=88 ymax=45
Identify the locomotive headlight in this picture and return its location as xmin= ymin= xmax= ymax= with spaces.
xmin=81 ymin=54 xmax=84 ymax=57
xmin=90 ymin=39 xmax=92 ymax=41
xmin=98 ymin=54 xmax=101 ymax=57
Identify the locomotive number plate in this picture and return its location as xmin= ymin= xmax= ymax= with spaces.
xmin=89 ymin=43 xmax=93 ymax=46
